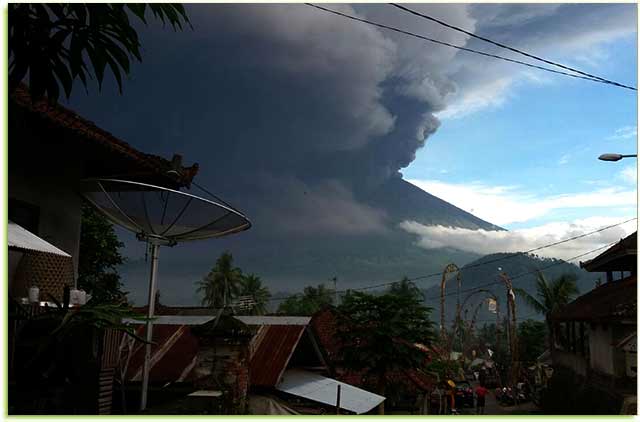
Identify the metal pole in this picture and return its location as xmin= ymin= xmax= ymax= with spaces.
xmin=140 ymin=242 xmax=160 ymax=411
xmin=336 ymin=384 xmax=341 ymax=415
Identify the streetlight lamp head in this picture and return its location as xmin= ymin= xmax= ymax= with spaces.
xmin=599 ymin=153 xmax=623 ymax=162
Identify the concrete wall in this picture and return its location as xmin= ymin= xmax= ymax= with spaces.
xmin=9 ymin=112 xmax=85 ymax=281
xmin=589 ymin=324 xmax=615 ymax=375
xmin=552 ymin=349 xmax=588 ymax=377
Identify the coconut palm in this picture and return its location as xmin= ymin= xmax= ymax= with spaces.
xmin=197 ymin=252 xmax=244 ymax=308
xmin=238 ymin=274 xmax=271 ymax=315
xmin=514 ymin=271 xmax=579 ymax=345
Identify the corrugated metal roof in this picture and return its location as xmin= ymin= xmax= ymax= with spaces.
xmin=124 ymin=315 xmax=216 ymax=326
xmin=235 ymin=316 xmax=311 ymax=326
xmin=277 ymin=369 xmax=385 ymax=414
xmin=8 ymin=220 xmax=71 ymax=257
xmin=126 ymin=324 xmax=199 ymax=383
xmin=250 ymin=325 xmax=306 ymax=387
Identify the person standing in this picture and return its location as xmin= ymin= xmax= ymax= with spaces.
xmin=475 ymin=384 xmax=488 ymax=414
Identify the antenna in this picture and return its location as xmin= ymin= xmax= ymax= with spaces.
xmin=79 ymin=178 xmax=251 ymax=410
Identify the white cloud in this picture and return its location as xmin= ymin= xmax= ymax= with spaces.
xmin=617 ymin=165 xmax=638 ymax=185
xmin=399 ymin=216 xmax=636 ymax=261
xmin=558 ymin=154 xmax=570 ymax=165
xmin=407 ymin=179 xmax=637 ymax=226
xmin=436 ymin=77 xmax=513 ymax=120
xmin=607 ymin=126 xmax=637 ymax=141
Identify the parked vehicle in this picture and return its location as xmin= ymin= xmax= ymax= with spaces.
xmin=454 ymin=381 xmax=474 ymax=408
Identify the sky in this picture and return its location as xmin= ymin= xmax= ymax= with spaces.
xmin=63 ymin=3 xmax=638 ymax=301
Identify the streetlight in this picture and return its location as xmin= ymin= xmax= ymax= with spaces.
xmin=598 ymin=153 xmax=637 ymax=162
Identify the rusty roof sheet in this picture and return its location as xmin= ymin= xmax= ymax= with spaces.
xmin=550 ymin=275 xmax=637 ymax=322
xmin=250 ymin=325 xmax=306 ymax=387
xmin=10 ymin=84 xmax=198 ymax=188
xmin=126 ymin=324 xmax=199 ymax=383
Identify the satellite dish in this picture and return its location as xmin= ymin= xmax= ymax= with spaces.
xmin=79 ymin=178 xmax=251 ymax=410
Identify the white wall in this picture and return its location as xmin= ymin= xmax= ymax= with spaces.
xmin=589 ymin=324 xmax=615 ymax=375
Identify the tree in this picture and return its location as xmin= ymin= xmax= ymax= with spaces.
xmin=515 ymin=271 xmax=579 ymax=345
xmin=387 ymin=276 xmax=424 ymax=301
xmin=336 ymin=291 xmax=435 ymax=414
xmin=9 ymin=4 xmax=190 ymax=102
xmin=277 ymin=283 xmax=334 ymax=316
xmin=77 ymin=202 xmax=126 ymax=303
xmin=197 ymin=252 xmax=244 ymax=308
xmin=517 ymin=319 xmax=547 ymax=363
xmin=237 ymin=274 xmax=271 ymax=315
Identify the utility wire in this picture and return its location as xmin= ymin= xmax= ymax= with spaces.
xmin=390 ymin=3 xmax=637 ymax=91
xmin=305 ymin=4 xmax=636 ymax=91
xmin=424 ymin=239 xmax=619 ymax=302
xmin=268 ymin=217 xmax=635 ymax=302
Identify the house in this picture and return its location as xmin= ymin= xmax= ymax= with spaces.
xmin=549 ymin=231 xmax=636 ymax=414
xmin=120 ymin=309 xmax=385 ymax=414
xmin=9 ymin=84 xmax=198 ymax=301
xmin=8 ymin=85 xmax=199 ymax=415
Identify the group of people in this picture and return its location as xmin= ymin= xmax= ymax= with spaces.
xmin=425 ymin=381 xmax=489 ymax=414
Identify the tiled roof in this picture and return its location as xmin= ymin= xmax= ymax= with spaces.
xmin=10 ymin=84 xmax=198 ymax=188
xmin=550 ymin=275 xmax=637 ymax=322
xmin=580 ymin=231 xmax=637 ymax=272
xmin=250 ymin=325 xmax=306 ymax=387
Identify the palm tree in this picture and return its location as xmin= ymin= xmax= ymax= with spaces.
xmin=196 ymin=252 xmax=244 ymax=308
xmin=238 ymin=274 xmax=271 ymax=315
xmin=514 ymin=271 xmax=579 ymax=346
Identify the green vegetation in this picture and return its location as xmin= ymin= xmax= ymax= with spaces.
xmin=237 ymin=274 xmax=271 ymax=315
xmin=9 ymin=3 xmax=190 ymax=101
xmin=336 ymin=290 xmax=435 ymax=414
xmin=517 ymin=319 xmax=547 ymax=363
xmin=197 ymin=252 xmax=272 ymax=315
xmin=78 ymin=203 xmax=126 ymax=303
xmin=515 ymin=270 xmax=579 ymax=345
xmin=276 ymin=283 xmax=335 ymax=316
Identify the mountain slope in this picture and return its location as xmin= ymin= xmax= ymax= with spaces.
xmin=422 ymin=253 xmax=600 ymax=326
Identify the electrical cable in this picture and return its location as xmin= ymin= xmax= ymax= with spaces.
xmin=390 ymin=3 xmax=636 ymax=91
xmin=305 ymin=3 xmax=636 ymax=91
xmin=267 ymin=217 xmax=635 ymax=302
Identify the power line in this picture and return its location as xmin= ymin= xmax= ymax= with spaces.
xmin=268 ymin=217 xmax=635 ymax=302
xmin=390 ymin=3 xmax=637 ymax=91
xmin=305 ymin=4 xmax=636 ymax=91
xmin=424 ymin=239 xmax=620 ymax=302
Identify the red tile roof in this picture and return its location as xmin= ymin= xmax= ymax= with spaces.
xmin=250 ymin=325 xmax=306 ymax=387
xmin=550 ymin=275 xmax=637 ymax=322
xmin=10 ymin=84 xmax=198 ymax=188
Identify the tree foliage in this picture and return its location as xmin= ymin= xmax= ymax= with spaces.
xmin=197 ymin=252 xmax=244 ymax=308
xmin=514 ymin=271 xmax=579 ymax=318
xmin=237 ymin=274 xmax=271 ymax=315
xmin=277 ymin=283 xmax=335 ymax=316
xmin=9 ymin=3 xmax=190 ymax=102
xmin=387 ymin=276 xmax=424 ymax=301
xmin=78 ymin=203 xmax=126 ymax=303
xmin=517 ymin=319 xmax=547 ymax=363
xmin=335 ymin=291 xmax=435 ymax=412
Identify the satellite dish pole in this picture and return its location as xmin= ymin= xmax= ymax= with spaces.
xmin=79 ymin=178 xmax=251 ymax=411
xmin=139 ymin=237 xmax=163 ymax=410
